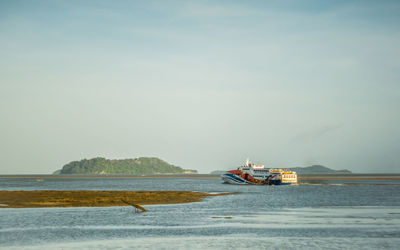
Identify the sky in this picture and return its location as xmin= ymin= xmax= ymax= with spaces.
xmin=1 ymin=0 xmax=399 ymax=174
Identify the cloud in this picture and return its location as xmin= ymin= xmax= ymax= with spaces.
xmin=179 ymin=2 xmax=259 ymax=19
xmin=291 ymin=124 xmax=342 ymax=143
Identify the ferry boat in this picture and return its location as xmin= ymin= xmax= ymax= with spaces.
xmin=221 ymin=159 xmax=297 ymax=185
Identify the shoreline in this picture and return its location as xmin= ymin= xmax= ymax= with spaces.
xmin=0 ymin=190 xmax=232 ymax=209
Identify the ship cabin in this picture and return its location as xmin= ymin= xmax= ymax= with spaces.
xmin=240 ymin=165 xmax=251 ymax=171
xmin=249 ymin=164 xmax=270 ymax=180
xmin=281 ymin=171 xmax=298 ymax=184
xmin=269 ymin=169 xmax=298 ymax=184
xmin=239 ymin=158 xmax=254 ymax=171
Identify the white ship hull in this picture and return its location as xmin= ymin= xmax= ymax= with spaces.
xmin=221 ymin=173 xmax=254 ymax=185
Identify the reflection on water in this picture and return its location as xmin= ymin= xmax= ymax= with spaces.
xmin=1 ymin=177 xmax=400 ymax=249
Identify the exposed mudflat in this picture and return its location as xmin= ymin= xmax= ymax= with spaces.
xmin=0 ymin=190 xmax=231 ymax=208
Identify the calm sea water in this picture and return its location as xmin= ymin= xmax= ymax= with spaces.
xmin=1 ymin=177 xmax=400 ymax=249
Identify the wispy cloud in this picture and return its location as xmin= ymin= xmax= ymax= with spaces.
xmin=178 ymin=2 xmax=260 ymax=19
xmin=291 ymin=125 xmax=342 ymax=143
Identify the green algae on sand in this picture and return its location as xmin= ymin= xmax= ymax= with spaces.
xmin=0 ymin=190 xmax=232 ymax=208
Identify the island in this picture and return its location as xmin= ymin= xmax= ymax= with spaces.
xmin=55 ymin=157 xmax=197 ymax=175
xmin=290 ymin=165 xmax=351 ymax=174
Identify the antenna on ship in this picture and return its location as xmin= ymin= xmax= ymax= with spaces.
xmin=246 ymin=158 xmax=250 ymax=166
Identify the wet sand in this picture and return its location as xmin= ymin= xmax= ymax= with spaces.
xmin=0 ymin=190 xmax=231 ymax=208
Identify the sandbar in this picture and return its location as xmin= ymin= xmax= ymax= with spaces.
xmin=0 ymin=190 xmax=231 ymax=208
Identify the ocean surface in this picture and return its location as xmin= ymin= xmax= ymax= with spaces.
xmin=1 ymin=176 xmax=400 ymax=249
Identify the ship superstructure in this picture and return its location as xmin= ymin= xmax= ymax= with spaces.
xmin=221 ymin=159 xmax=297 ymax=185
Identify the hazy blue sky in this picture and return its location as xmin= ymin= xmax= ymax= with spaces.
xmin=1 ymin=0 xmax=399 ymax=174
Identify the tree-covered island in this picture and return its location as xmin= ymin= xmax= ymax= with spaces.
xmin=56 ymin=157 xmax=197 ymax=175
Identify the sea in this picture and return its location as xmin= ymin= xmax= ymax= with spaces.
xmin=1 ymin=175 xmax=400 ymax=249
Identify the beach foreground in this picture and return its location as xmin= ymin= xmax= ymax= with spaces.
xmin=0 ymin=190 xmax=231 ymax=208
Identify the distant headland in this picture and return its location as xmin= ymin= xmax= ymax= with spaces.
xmin=290 ymin=165 xmax=351 ymax=174
xmin=54 ymin=157 xmax=197 ymax=175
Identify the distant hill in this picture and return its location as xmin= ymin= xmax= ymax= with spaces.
xmin=210 ymin=165 xmax=351 ymax=175
xmin=52 ymin=169 xmax=62 ymax=175
xmin=56 ymin=157 xmax=197 ymax=175
xmin=290 ymin=165 xmax=351 ymax=174
xmin=209 ymin=170 xmax=226 ymax=175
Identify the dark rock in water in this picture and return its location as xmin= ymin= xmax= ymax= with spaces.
xmin=56 ymin=157 xmax=198 ymax=175
xmin=121 ymin=199 xmax=147 ymax=213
